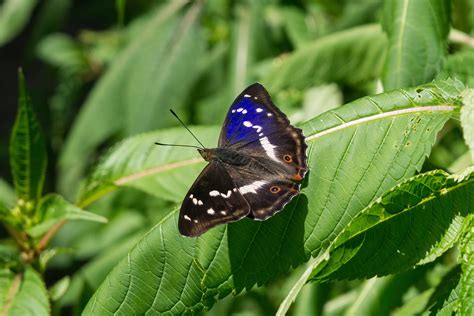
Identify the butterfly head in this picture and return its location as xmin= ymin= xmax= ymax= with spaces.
xmin=198 ymin=148 xmax=213 ymax=162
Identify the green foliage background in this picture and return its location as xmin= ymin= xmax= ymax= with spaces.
xmin=0 ymin=0 xmax=473 ymax=315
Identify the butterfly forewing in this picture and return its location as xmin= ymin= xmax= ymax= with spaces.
xmin=219 ymin=83 xmax=290 ymax=148
xmin=178 ymin=162 xmax=251 ymax=237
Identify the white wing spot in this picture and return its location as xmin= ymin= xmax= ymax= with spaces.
xmin=221 ymin=190 xmax=232 ymax=198
xmin=259 ymin=137 xmax=278 ymax=161
xmin=207 ymin=208 xmax=215 ymax=215
xmin=220 ymin=211 xmax=227 ymax=215
xmin=233 ymin=188 xmax=237 ymax=192
xmin=184 ymin=215 xmax=191 ymax=221
xmin=209 ymin=190 xmax=219 ymax=197
xmin=189 ymin=194 xmax=193 ymax=199
xmin=254 ymin=96 xmax=258 ymax=100
xmin=192 ymin=198 xmax=198 ymax=205
xmin=252 ymin=125 xmax=262 ymax=133
xmin=237 ymin=108 xmax=243 ymax=112
xmin=256 ymin=108 xmax=263 ymax=113
xmin=259 ymin=133 xmax=263 ymax=136
xmin=267 ymin=113 xmax=273 ymax=117
xmin=244 ymin=94 xmax=251 ymax=98
xmin=239 ymin=180 xmax=267 ymax=194
xmin=242 ymin=109 xmax=248 ymax=114
xmin=193 ymin=219 xmax=198 ymax=223
xmin=231 ymin=110 xmax=236 ymax=113
xmin=243 ymin=121 xmax=252 ymax=127
xmin=198 ymin=200 xmax=203 ymax=206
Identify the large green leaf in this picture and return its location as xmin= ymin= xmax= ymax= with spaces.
xmin=263 ymin=24 xmax=387 ymax=91
xmin=83 ymin=80 xmax=463 ymax=314
xmin=59 ymin=1 xmax=205 ymax=199
xmin=308 ymin=167 xmax=474 ymax=283
xmin=0 ymin=0 xmax=37 ymax=46
xmin=78 ymin=127 xmax=218 ymax=207
xmin=457 ymin=214 xmax=473 ymax=315
xmin=382 ymin=0 xmax=450 ymax=90
xmin=0 ymin=267 xmax=50 ymax=315
xmin=9 ymin=70 xmax=47 ymax=204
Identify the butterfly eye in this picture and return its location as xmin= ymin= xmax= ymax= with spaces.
xmin=283 ymin=155 xmax=293 ymax=163
xmin=270 ymin=186 xmax=281 ymax=193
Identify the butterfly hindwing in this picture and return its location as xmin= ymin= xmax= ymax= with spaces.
xmin=178 ymin=162 xmax=250 ymax=237
xmin=225 ymin=162 xmax=301 ymax=220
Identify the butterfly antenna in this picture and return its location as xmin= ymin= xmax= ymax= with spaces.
xmin=169 ymin=109 xmax=205 ymax=148
xmin=154 ymin=142 xmax=201 ymax=149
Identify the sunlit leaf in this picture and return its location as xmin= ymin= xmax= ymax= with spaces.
xmin=263 ymin=24 xmax=387 ymax=91
xmin=78 ymin=127 xmax=218 ymax=207
xmin=309 ymin=168 xmax=474 ymax=282
xmin=382 ymin=0 xmax=450 ymax=89
xmin=0 ymin=267 xmax=50 ymax=316
xmin=83 ymin=80 xmax=463 ymax=315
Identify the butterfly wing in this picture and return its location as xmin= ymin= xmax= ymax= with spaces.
xmin=224 ymin=155 xmax=304 ymax=220
xmin=178 ymin=162 xmax=251 ymax=237
xmin=218 ymin=83 xmax=291 ymax=148
xmin=219 ymin=83 xmax=308 ymax=220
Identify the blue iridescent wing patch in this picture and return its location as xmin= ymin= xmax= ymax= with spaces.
xmin=218 ymin=83 xmax=290 ymax=148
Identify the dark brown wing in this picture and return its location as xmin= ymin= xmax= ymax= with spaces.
xmin=178 ymin=162 xmax=250 ymax=237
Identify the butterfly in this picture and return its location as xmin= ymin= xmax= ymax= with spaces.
xmin=178 ymin=83 xmax=308 ymax=237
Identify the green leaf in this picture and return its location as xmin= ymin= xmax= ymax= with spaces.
xmin=344 ymin=270 xmax=424 ymax=316
xmin=382 ymin=0 xmax=450 ymax=90
xmin=0 ymin=267 xmax=50 ymax=316
xmin=49 ymin=276 xmax=70 ymax=301
xmin=0 ymin=0 xmax=37 ymax=46
xmin=0 ymin=244 xmax=20 ymax=270
xmin=36 ymin=33 xmax=88 ymax=71
xmin=263 ymin=24 xmax=387 ymax=91
xmin=461 ymin=89 xmax=474 ymax=160
xmin=309 ymin=168 xmax=474 ymax=282
xmin=392 ymin=288 xmax=434 ymax=316
xmin=9 ymin=70 xmax=47 ymax=204
xmin=27 ymin=194 xmax=107 ymax=238
xmin=78 ymin=126 xmax=218 ymax=207
xmin=83 ymin=80 xmax=463 ymax=315
xmin=439 ymin=50 xmax=474 ymax=88
xmin=426 ymin=265 xmax=461 ymax=315
xmin=0 ymin=179 xmax=16 ymax=208
xmin=59 ymin=1 xmax=205 ymax=199
xmin=457 ymin=214 xmax=473 ymax=315
xmin=289 ymin=84 xmax=343 ymax=124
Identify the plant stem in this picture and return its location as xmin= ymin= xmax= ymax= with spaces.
xmin=36 ymin=220 xmax=65 ymax=252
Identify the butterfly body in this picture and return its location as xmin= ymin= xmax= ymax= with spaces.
xmin=198 ymin=147 xmax=251 ymax=166
xmin=179 ymin=83 xmax=308 ymax=237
